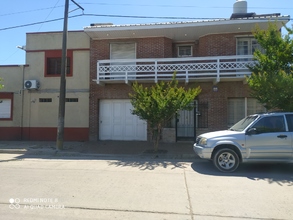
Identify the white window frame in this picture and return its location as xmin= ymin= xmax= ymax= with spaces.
xmin=236 ymin=37 xmax=263 ymax=55
xmin=0 ymin=99 xmax=12 ymax=119
xmin=178 ymin=45 xmax=192 ymax=57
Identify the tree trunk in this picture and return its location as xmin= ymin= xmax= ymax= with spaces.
xmin=152 ymin=125 xmax=161 ymax=152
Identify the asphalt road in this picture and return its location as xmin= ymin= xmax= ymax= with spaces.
xmin=0 ymin=153 xmax=292 ymax=220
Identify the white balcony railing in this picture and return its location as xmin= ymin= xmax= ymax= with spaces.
xmin=96 ymin=55 xmax=255 ymax=84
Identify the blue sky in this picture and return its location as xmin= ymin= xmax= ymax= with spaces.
xmin=0 ymin=0 xmax=292 ymax=65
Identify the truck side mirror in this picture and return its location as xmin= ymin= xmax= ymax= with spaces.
xmin=246 ymin=127 xmax=258 ymax=135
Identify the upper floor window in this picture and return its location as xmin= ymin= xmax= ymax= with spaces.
xmin=45 ymin=50 xmax=73 ymax=77
xmin=178 ymin=45 xmax=192 ymax=57
xmin=237 ymin=37 xmax=263 ymax=55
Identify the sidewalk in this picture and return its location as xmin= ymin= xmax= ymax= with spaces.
xmin=0 ymin=140 xmax=199 ymax=160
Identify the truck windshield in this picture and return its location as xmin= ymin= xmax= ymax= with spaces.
xmin=229 ymin=115 xmax=258 ymax=131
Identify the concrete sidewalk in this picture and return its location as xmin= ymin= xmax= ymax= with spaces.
xmin=0 ymin=140 xmax=199 ymax=160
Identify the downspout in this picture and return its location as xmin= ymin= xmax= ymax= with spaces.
xmin=20 ymin=65 xmax=25 ymax=140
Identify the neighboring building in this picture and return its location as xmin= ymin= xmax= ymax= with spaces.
xmin=0 ymin=0 xmax=290 ymax=142
xmin=0 ymin=31 xmax=90 ymax=141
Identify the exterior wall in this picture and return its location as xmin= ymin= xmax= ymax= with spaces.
xmin=198 ymin=32 xmax=251 ymax=56
xmin=197 ymin=82 xmax=250 ymax=131
xmin=23 ymin=31 xmax=90 ymax=141
xmin=0 ymin=31 xmax=90 ymax=141
xmin=0 ymin=65 xmax=25 ymax=140
xmin=26 ymin=31 xmax=89 ymax=50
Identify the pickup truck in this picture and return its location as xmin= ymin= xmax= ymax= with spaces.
xmin=193 ymin=112 xmax=293 ymax=172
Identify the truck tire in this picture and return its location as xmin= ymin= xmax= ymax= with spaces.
xmin=213 ymin=148 xmax=240 ymax=172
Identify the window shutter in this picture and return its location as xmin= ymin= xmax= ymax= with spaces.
xmin=0 ymin=99 xmax=11 ymax=118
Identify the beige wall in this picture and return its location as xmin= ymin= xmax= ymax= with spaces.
xmin=22 ymin=31 xmax=90 ymax=129
xmin=26 ymin=31 xmax=89 ymax=50
xmin=22 ymin=92 xmax=89 ymax=128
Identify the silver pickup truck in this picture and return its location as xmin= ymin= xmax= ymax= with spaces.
xmin=193 ymin=112 xmax=293 ymax=172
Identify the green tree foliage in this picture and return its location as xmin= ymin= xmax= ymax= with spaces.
xmin=247 ymin=23 xmax=293 ymax=111
xmin=0 ymin=78 xmax=4 ymax=90
xmin=129 ymin=73 xmax=201 ymax=151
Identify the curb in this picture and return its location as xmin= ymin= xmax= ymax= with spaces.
xmin=0 ymin=148 xmax=200 ymax=161
xmin=0 ymin=149 xmax=28 ymax=154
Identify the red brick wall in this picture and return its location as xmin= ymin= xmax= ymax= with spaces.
xmin=198 ymin=32 xmax=252 ymax=56
xmin=137 ymin=37 xmax=173 ymax=58
xmin=197 ymin=82 xmax=250 ymax=131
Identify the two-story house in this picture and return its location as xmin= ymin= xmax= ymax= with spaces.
xmin=84 ymin=1 xmax=290 ymax=142
xmin=0 ymin=0 xmax=290 ymax=142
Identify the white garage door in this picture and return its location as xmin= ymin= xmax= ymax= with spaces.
xmin=99 ymin=99 xmax=147 ymax=141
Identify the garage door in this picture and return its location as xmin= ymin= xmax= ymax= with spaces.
xmin=99 ymin=99 xmax=147 ymax=141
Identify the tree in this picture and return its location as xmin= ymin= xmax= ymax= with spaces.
xmin=247 ymin=23 xmax=293 ymax=111
xmin=129 ymin=73 xmax=201 ymax=152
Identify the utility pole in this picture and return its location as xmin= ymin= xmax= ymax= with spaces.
xmin=56 ymin=0 xmax=69 ymax=150
xmin=56 ymin=0 xmax=84 ymax=151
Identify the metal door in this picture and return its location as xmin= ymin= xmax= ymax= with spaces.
xmin=176 ymin=101 xmax=208 ymax=141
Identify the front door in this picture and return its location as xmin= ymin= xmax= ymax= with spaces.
xmin=176 ymin=101 xmax=197 ymax=141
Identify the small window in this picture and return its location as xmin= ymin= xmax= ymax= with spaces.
xmin=47 ymin=57 xmax=70 ymax=75
xmin=0 ymin=99 xmax=12 ymax=119
xmin=39 ymin=98 xmax=52 ymax=103
xmin=45 ymin=50 xmax=73 ymax=77
xmin=0 ymin=93 xmax=13 ymax=120
xmin=178 ymin=46 xmax=192 ymax=57
xmin=66 ymin=98 xmax=78 ymax=102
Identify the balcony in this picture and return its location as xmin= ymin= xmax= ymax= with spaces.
xmin=95 ymin=55 xmax=255 ymax=85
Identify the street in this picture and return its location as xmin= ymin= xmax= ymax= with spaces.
xmin=0 ymin=153 xmax=292 ymax=220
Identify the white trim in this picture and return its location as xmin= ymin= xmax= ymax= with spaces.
xmin=84 ymin=15 xmax=290 ymax=31
xmin=177 ymin=45 xmax=193 ymax=57
xmin=0 ymin=99 xmax=11 ymax=118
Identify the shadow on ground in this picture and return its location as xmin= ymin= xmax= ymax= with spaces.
xmin=107 ymin=159 xmax=190 ymax=170
xmin=191 ymin=161 xmax=293 ymax=186
xmin=0 ymin=141 xmax=197 ymax=171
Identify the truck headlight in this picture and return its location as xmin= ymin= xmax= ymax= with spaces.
xmin=199 ymin=137 xmax=207 ymax=145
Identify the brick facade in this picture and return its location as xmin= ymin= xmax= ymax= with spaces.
xmin=89 ymin=33 xmax=252 ymax=141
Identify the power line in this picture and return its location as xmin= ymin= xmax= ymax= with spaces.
xmin=1 ymin=3 xmax=292 ymax=18
xmin=73 ymin=2 xmax=293 ymax=10
xmin=37 ymin=0 xmax=61 ymax=31
xmin=0 ymin=6 xmax=64 ymax=17
xmin=0 ymin=14 xmax=83 ymax=31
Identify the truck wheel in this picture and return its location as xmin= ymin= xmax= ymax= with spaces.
xmin=213 ymin=148 xmax=239 ymax=172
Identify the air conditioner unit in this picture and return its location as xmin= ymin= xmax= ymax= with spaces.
xmin=24 ymin=80 xmax=40 ymax=90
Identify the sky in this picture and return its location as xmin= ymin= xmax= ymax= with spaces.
xmin=0 ymin=0 xmax=292 ymax=65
